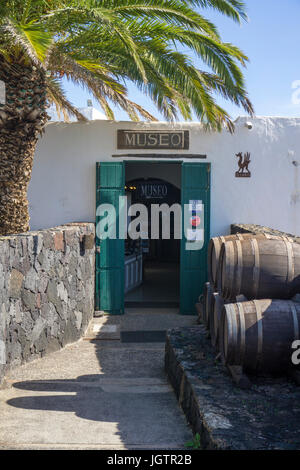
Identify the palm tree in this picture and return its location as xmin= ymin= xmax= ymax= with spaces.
xmin=0 ymin=0 xmax=253 ymax=235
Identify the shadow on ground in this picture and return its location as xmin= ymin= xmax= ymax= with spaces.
xmin=0 ymin=310 xmax=195 ymax=449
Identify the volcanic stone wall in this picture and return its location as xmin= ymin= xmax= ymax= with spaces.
xmin=231 ymin=223 xmax=300 ymax=243
xmin=0 ymin=223 xmax=95 ymax=385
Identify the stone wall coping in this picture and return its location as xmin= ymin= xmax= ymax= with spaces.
xmin=231 ymin=223 xmax=300 ymax=244
xmin=0 ymin=223 xmax=95 ymax=242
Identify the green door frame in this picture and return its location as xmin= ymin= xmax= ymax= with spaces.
xmin=95 ymin=160 xmax=210 ymax=315
xmin=95 ymin=162 xmax=125 ymax=314
xmin=180 ymin=162 xmax=211 ymax=314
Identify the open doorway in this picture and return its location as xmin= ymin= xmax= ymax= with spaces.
xmin=124 ymin=162 xmax=181 ymax=308
xmin=95 ymin=160 xmax=210 ymax=315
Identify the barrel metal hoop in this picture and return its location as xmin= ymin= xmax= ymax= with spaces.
xmin=285 ymin=241 xmax=294 ymax=284
xmin=227 ymin=241 xmax=235 ymax=298
xmin=237 ymin=302 xmax=246 ymax=365
xmin=214 ymin=298 xmax=222 ymax=340
xmin=226 ymin=304 xmax=237 ymax=363
xmin=205 ymin=283 xmax=211 ymax=324
xmin=215 ymin=237 xmax=226 ymax=284
xmin=253 ymin=300 xmax=263 ymax=369
xmin=235 ymin=240 xmax=243 ymax=295
xmin=251 ymin=238 xmax=260 ymax=298
xmin=215 ymin=238 xmax=221 ymax=258
xmin=218 ymin=237 xmax=225 ymax=258
xmin=231 ymin=304 xmax=238 ymax=363
xmin=217 ymin=237 xmax=225 ymax=260
xmin=289 ymin=301 xmax=299 ymax=340
xmin=213 ymin=305 xmax=218 ymax=340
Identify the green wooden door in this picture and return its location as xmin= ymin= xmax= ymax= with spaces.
xmin=180 ymin=163 xmax=211 ymax=315
xmin=95 ymin=162 xmax=125 ymax=314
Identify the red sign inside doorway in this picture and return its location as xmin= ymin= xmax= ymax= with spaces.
xmin=190 ymin=216 xmax=201 ymax=227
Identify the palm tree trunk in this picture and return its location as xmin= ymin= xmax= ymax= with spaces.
xmin=0 ymin=60 xmax=48 ymax=235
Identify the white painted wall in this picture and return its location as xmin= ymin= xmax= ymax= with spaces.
xmin=29 ymin=117 xmax=300 ymax=237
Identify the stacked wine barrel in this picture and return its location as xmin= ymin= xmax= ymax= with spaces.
xmin=201 ymin=232 xmax=300 ymax=374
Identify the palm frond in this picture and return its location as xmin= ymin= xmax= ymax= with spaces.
xmin=46 ymin=76 xmax=88 ymax=121
xmin=187 ymin=0 xmax=247 ymax=23
xmin=0 ymin=17 xmax=52 ymax=64
xmin=0 ymin=0 xmax=254 ymax=129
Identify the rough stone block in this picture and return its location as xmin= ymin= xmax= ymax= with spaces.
xmin=0 ymin=264 xmax=4 ymax=291
xmin=57 ymin=282 xmax=68 ymax=303
xmin=46 ymin=280 xmax=62 ymax=314
xmin=42 ymin=231 xmax=54 ymax=250
xmin=22 ymin=289 xmax=37 ymax=311
xmin=0 ymin=340 xmax=6 ymax=365
xmin=36 ymin=293 xmax=41 ymax=309
xmin=64 ymin=229 xmax=77 ymax=248
xmin=83 ymin=234 xmax=95 ymax=250
xmin=30 ymin=317 xmax=47 ymax=343
xmin=74 ymin=311 xmax=83 ymax=331
xmin=53 ymin=232 xmax=64 ymax=251
xmin=24 ymin=267 xmax=39 ymax=292
xmin=9 ymin=302 xmax=22 ymax=324
xmin=33 ymin=235 xmax=43 ymax=255
xmin=37 ymin=275 xmax=48 ymax=294
xmin=9 ymin=269 xmax=24 ymax=299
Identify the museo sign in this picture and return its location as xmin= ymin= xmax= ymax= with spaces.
xmin=117 ymin=130 xmax=189 ymax=150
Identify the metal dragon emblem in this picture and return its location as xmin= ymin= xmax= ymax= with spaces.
xmin=235 ymin=152 xmax=251 ymax=178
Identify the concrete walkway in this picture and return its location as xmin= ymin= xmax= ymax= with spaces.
xmin=0 ymin=309 xmax=195 ymax=449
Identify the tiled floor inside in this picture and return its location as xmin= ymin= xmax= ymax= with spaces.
xmin=125 ymin=262 xmax=180 ymax=305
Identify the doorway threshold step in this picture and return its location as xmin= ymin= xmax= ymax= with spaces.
xmin=121 ymin=330 xmax=166 ymax=343
xmin=125 ymin=301 xmax=179 ymax=308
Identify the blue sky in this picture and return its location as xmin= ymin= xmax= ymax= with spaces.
xmin=63 ymin=0 xmax=300 ymax=121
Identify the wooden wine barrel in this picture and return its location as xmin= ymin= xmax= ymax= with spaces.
xmin=203 ymin=282 xmax=213 ymax=329
xmin=209 ymin=293 xmax=225 ymax=347
xmin=219 ymin=238 xmax=300 ymax=301
xmin=207 ymin=233 xmax=293 ymax=290
xmin=219 ymin=299 xmax=300 ymax=373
